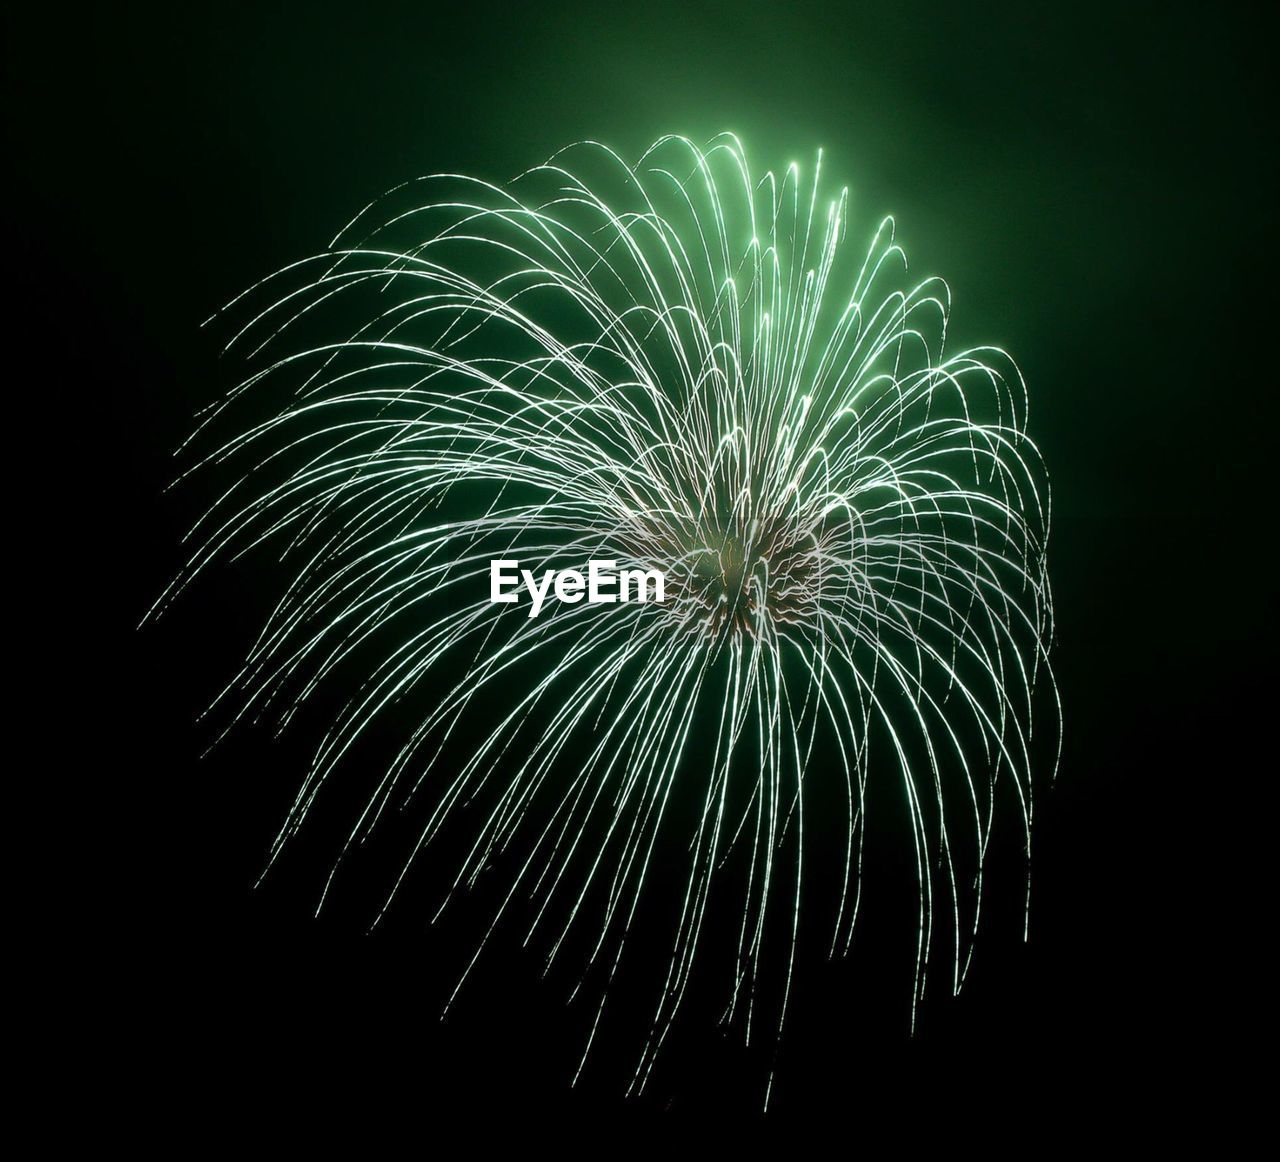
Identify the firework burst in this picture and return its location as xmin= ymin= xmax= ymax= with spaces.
xmin=153 ymin=134 xmax=1058 ymax=1101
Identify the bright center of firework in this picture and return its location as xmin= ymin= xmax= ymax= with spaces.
xmin=695 ymin=538 xmax=758 ymax=621
xmin=672 ymin=519 xmax=818 ymax=637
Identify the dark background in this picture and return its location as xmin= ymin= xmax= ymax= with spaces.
xmin=11 ymin=0 xmax=1271 ymax=1140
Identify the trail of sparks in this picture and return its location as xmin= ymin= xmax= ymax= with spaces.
xmin=152 ymin=134 xmax=1059 ymax=1103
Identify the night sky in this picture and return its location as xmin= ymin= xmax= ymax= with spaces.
xmin=13 ymin=0 xmax=1269 ymax=1139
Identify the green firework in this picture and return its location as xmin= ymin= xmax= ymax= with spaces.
xmin=154 ymin=134 xmax=1059 ymax=1100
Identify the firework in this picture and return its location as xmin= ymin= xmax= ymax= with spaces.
xmin=153 ymin=134 xmax=1058 ymax=1101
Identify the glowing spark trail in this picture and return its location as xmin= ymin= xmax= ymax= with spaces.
xmin=153 ymin=135 xmax=1059 ymax=1101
